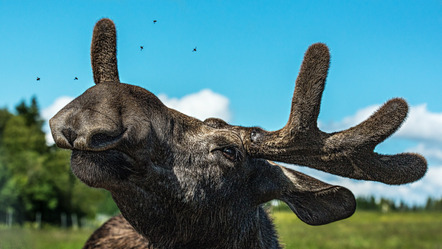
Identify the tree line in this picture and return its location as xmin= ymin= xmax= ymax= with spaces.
xmin=269 ymin=196 xmax=442 ymax=212
xmin=271 ymin=196 xmax=442 ymax=213
xmin=0 ymin=97 xmax=119 ymax=227
xmin=355 ymin=196 xmax=442 ymax=212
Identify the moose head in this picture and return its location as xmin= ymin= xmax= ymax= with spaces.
xmin=50 ymin=19 xmax=427 ymax=248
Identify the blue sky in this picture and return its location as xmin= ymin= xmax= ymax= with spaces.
xmin=1 ymin=0 xmax=441 ymax=205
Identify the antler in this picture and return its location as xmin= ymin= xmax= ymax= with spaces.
xmin=246 ymin=43 xmax=427 ymax=185
xmin=91 ymin=18 xmax=120 ymax=84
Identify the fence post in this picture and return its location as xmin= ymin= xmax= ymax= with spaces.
xmin=7 ymin=209 xmax=13 ymax=227
xmin=61 ymin=212 xmax=67 ymax=228
xmin=72 ymin=213 xmax=78 ymax=230
xmin=36 ymin=212 xmax=42 ymax=229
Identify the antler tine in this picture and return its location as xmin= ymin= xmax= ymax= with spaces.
xmin=91 ymin=18 xmax=120 ymax=84
xmin=247 ymin=43 xmax=427 ymax=185
xmin=326 ymin=98 xmax=407 ymax=153
xmin=287 ymin=43 xmax=329 ymax=132
xmin=248 ymin=43 xmax=329 ymax=152
xmin=247 ymin=43 xmax=329 ymax=155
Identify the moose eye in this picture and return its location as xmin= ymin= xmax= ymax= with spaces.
xmin=221 ymin=147 xmax=242 ymax=162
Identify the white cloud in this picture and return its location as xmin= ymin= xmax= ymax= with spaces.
xmin=335 ymin=168 xmax=442 ymax=206
xmin=158 ymin=89 xmax=232 ymax=122
xmin=42 ymin=96 xmax=74 ymax=145
xmin=396 ymin=104 xmax=442 ymax=142
xmin=319 ymin=102 xmax=442 ymax=161
xmin=319 ymin=103 xmax=442 ymax=143
xmin=319 ymin=104 xmax=379 ymax=132
xmin=286 ymin=164 xmax=442 ymax=206
xmin=408 ymin=143 xmax=442 ymax=163
xmin=41 ymin=96 xmax=74 ymax=120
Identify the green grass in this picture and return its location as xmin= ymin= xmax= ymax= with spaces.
xmin=273 ymin=211 xmax=442 ymax=249
xmin=0 ymin=227 xmax=94 ymax=249
xmin=0 ymin=211 xmax=441 ymax=249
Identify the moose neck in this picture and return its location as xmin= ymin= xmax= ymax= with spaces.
xmin=111 ymin=185 xmax=279 ymax=249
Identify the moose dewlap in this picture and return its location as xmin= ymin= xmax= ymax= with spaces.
xmin=49 ymin=18 xmax=427 ymax=249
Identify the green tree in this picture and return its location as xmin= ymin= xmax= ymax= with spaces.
xmin=356 ymin=196 xmax=379 ymax=211
xmin=0 ymin=108 xmax=13 ymax=193
xmin=15 ymin=97 xmax=44 ymax=128
xmin=44 ymin=147 xmax=110 ymax=222
xmin=1 ymin=114 xmax=55 ymax=222
xmin=0 ymin=97 xmax=113 ymax=225
xmin=425 ymin=197 xmax=442 ymax=211
xmin=6 ymin=98 xmax=47 ymax=154
xmin=0 ymin=108 xmax=13 ymax=143
xmin=0 ymin=111 xmax=22 ymax=221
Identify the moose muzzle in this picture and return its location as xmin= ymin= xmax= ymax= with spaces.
xmin=50 ymin=107 xmax=125 ymax=151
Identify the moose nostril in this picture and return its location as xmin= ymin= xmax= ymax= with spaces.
xmin=90 ymin=132 xmax=122 ymax=148
xmin=62 ymin=128 xmax=78 ymax=146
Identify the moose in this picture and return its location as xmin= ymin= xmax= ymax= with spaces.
xmin=50 ymin=18 xmax=427 ymax=249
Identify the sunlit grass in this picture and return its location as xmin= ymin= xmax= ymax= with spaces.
xmin=0 ymin=227 xmax=93 ymax=249
xmin=273 ymin=211 xmax=442 ymax=249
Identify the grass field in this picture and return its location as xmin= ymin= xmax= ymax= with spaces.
xmin=0 ymin=226 xmax=94 ymax=249
xmin=274 ymin=211 xmax=442 ymax=249
xmin=0 ymin=211 xmax=441 ymax=249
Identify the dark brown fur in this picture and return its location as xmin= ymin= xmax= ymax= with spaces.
xmin=50 ymin=19 xmax=427 ymax=249
xmin=83 ymin=215 xmax=150 ymax=249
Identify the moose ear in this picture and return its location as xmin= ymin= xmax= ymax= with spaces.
xmin=252 ymin=161 xmax=356 ymax=225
